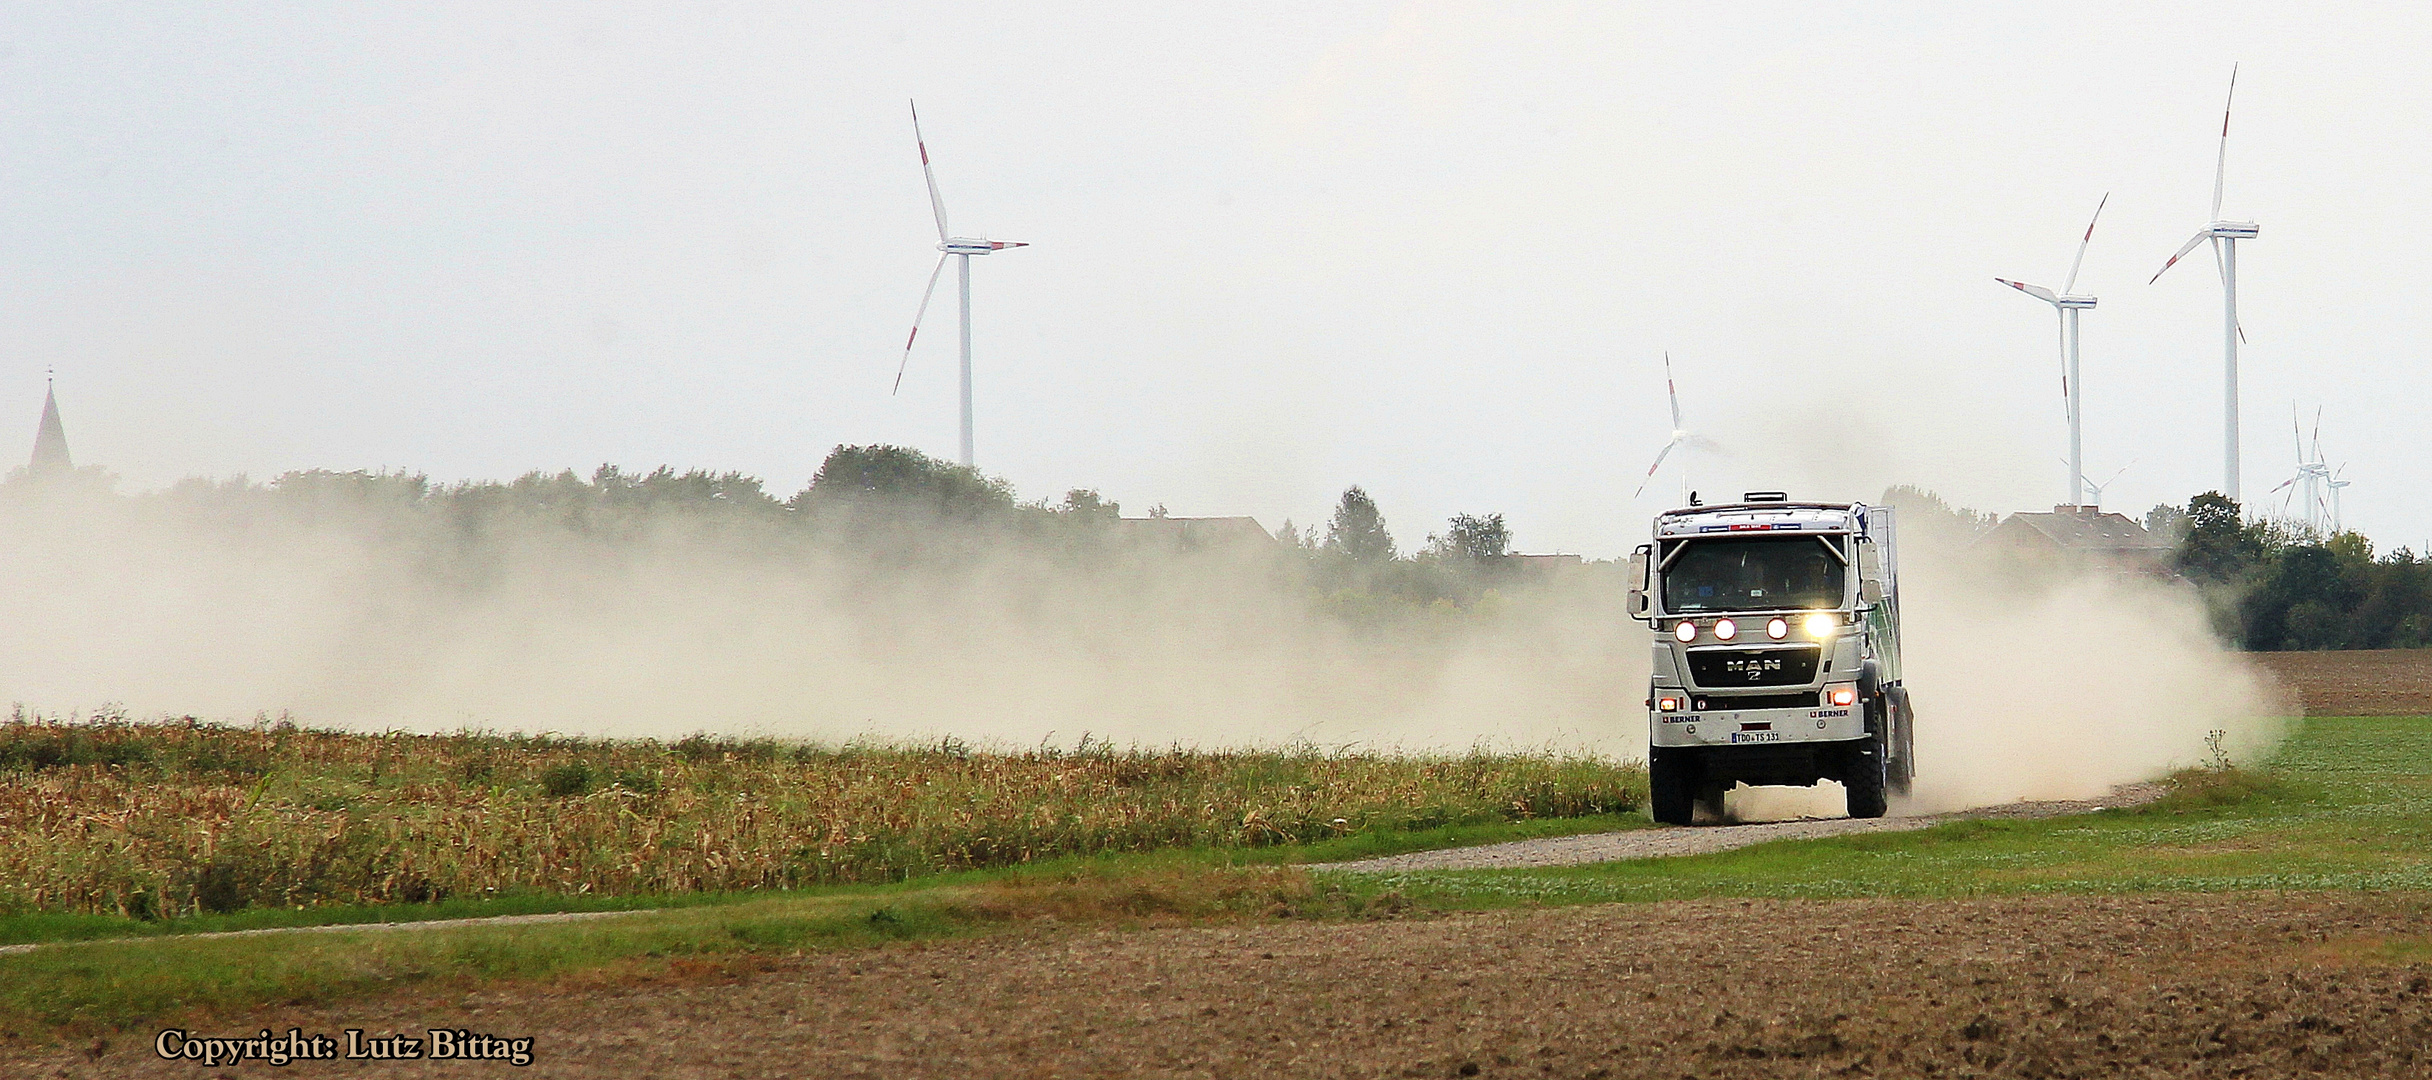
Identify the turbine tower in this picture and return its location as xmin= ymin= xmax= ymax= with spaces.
xmin=895 ymin=100 xmax=1027 ymax=468
xmin=2150 ymin=65 xmax=2259 ymax=503
xmin=1997 ymin=193 xmax=2107 ymax=507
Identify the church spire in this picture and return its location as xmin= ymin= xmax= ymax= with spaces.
xmin=30 ymin=372 xmax=71 ymax=477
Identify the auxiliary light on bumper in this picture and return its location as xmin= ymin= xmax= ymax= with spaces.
xmin=1827 ymin=684 xmax=1858 ymax=707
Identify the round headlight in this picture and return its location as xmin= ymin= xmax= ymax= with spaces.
xmin=1766 ymin=617 xmax=1789 ymax=640
xmin=1674 ymin=620 xmax=1697 ymax=643
xmin=1803 ymin=612 xmax=1837 ymax=638
xmin=1713 ymin=618 xmax=1738 ymax=641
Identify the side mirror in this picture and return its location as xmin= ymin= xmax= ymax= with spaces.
xmin=1859 ymin=579 xmax=1884 ymax=605
xmin=1626 ymin=545 xmax=1652 ymax=621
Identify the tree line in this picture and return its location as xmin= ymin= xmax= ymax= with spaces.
xmin=2149 ymin=492 xmax=2430 ymax=651
xmin=5 ymin=444 xmax=1564 ymax=619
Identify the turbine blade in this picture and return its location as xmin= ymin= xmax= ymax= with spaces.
xmin=2213 ymin=64 xmax=2238 ymax=220
xmin=2148 ymin=229 xmax=2211 ymax=284
xmin=2311 ymin=406 xmax=2323 ymax=460
xmin=1632 ymin=438 xmax=1682 ymax=500
xmin=1996 ymin=278 xmax=2059 ymax=304
xmin=2063 ymin=192 xmax=2108 ymax=295
xmin=2292 ymin=405 xmax=2303 ymax=461
xmin=910 ymin=100 xmax=949 ymax=242
xmin=2268 ymin=475 xmax=2297 ymax=495
xmin=894 ymin=253 xmax=950 ymax=394
xmin=1663 ymin=352 xmax=1683 ymax=431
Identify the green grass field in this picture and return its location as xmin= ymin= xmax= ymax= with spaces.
xmin=4 ymin=715 xmax=2423 ymax=1040
xmin=1352 ymin=715 xmax=2432 ymax=906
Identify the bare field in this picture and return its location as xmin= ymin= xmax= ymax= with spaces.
xmin=2250 ymin=647 xmax=2432 ymax=716
xmin=15 ymin=891 xmax=2430 ymax=1078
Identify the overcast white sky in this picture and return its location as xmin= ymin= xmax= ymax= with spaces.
xmin=3 ymin=2 xmax=2427 ymax=556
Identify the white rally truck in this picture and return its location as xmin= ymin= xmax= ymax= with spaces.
xmin=1626 ymin=493 xmax=1914 ymax=825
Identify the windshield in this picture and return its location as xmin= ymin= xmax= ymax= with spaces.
xmin=1661 ymin=536 xmax=1845 ymax=613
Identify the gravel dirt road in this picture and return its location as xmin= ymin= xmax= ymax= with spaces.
xmin=15 ymin=891 xmax=2428 ymax=1078
xmin=1309 ymin=785 xmax=2164 ymax=873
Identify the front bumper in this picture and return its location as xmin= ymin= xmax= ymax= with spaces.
xmin=1649 ymin=700 xmax=1865 ymax=748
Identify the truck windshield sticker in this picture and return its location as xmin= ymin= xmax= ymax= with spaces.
xmin=1661 ymin=537 xmax=1846 ymax=613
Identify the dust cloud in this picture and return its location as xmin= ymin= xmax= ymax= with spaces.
xmin=1893 ymin=536 xmax=2289 ymax=812
xmin=0 ymin=473 xmax=1647 ymax=755
xmin=1730 ymin=517 xmax=2289 ymax=821
xmin=0 ymin=472 xmax=2284 ymax=814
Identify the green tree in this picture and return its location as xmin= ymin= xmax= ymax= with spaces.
xmin=797 ymin=445 xmax=1014 ymax=519
xmin=1428 ymin=512 xmax=1510 ymax=565
xmin=1057 ymin=488 xmax=1118 ymax=520
xmin=2175 ymin=492 xmax=2267 ymax=584
xmin=1324 ymin=486 xmax=1395 ymax=563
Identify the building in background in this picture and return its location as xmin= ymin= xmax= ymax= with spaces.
xmin=1979 ymin=505 xmax=2175 ymax=576
xmin=1116 ymin=515 xmax=1274 ymax=550
xmin=28 ymin=378 xmax=71 ymax=478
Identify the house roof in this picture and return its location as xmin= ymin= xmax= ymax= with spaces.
xmin=1114 ymin=516 xmax=1274 ymax=545
xmin=1986 ymin=508 xmax=2172 ymax=553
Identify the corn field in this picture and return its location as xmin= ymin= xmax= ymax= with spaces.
xmin=0 ymin=715 xmax=1643 ymax=919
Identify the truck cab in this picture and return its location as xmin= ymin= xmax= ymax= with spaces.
xmin=1626 ymin=492 xmax=1914 ymax=824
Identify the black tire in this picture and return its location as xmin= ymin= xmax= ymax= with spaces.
xmin=1887 ymin=686 xmax=1916 ymax=796
xmin=1844 ymin=699 xmax=1890 ymax=819
xmin=1694 ymin=782 xmax=1730 ymax=823
xmin=1650 ymin=749 xmax=1696 ymax=826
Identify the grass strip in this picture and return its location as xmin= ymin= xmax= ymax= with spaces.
xmin=1335 ymin=716 xmax=2430 ymax=908
xmin=0 ymin=861 xmax=1370 ymax=1038
xmin=0 ymin=813 xmax=1638 ymax=949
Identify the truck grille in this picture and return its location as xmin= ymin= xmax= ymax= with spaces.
xmin=1692 ymin=692 xmax=1818 ymax=711
xmin=1686 ymin=646 xmax=1822 ymax=688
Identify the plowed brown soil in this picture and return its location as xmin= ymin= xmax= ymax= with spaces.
xmin=17 ymin=892 xmax=2431 ymax=1078
xmin=2250 ymin=647 xmax=2432 ymax=716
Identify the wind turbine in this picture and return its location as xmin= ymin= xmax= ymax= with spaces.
xmin=2150 ymin=64 xmax=2259 ymax=503
xmin=2059 ymin=459 xmax=2133 ymax=510
xmin=2327 ymin=468 xmax=2351 ymax=534
xmin=1632 ymin=352 xmax=1721 ymax=501
xmin=2268 ymin=406 xmax=2336 ymax=532
xmin=1997 ymin=193 xmax=2107 ymax=507
xmin=894 ymin=100 xmax=1028 ymax=468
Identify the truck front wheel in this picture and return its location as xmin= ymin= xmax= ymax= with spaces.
xmin=1843 ymin=706 xmax=1890 ymax=819
xmin=1649 ymin=749 xmax=1696 ymax=826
